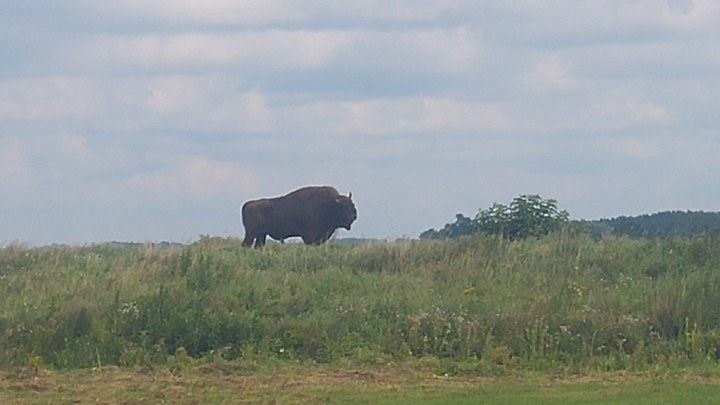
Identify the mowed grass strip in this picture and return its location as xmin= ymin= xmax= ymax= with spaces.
xmin=2 ymin=364 xmax=720 ymax=404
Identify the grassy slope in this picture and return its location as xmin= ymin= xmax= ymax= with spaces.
xmin=2 ymin=235 xmax=720 ymax=374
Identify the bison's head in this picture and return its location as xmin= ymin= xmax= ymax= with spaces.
xmin=334 ymin=193 xmax=357 ymax=230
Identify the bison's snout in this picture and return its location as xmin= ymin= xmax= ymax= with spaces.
xmin=344 ymin=213 xmax=357 ymax=230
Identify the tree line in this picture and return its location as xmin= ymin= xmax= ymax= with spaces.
xmin=420 ymin=195 xmax=720 ymax=240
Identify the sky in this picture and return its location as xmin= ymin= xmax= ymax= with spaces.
xmin=1 ymin=0 xmax=719 ymax=245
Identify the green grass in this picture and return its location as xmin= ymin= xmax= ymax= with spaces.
xmin=349 ymin=380 xmax=720 ymax=404
xmin=2 ymin=234 xmax=720 ymax=374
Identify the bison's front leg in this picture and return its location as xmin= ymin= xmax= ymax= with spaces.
xmin=317 ymin=229 xmax=335 ymax=244
xmin=302 ymin=230 xmax=333 ymax=245
xmin=255 ymin=234 xmax=267 ymax=248
xmin=301 ymin=235 xmax=315 ymax=245
xmin=301 ymin=232 xmax=322 ymax=245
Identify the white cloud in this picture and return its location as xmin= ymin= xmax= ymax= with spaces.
xmin=0 ymin=138 xmax=24 ymax=179
xmin=52 ymin=134 xmax=132 ymax=176
xmin=560 ymin=40 xmax=720 ymax=80
xmin=57 ymin=134 xmax=90 ymax=157
xmin=345 ymin=27 xmax=483 ymax=74
xmin=511 ymin=93 xmax=677 ymax=134
xmin=190 ymin=89 xmax=272 ymax=133
xmin=0 ymin=78 xmax=97 ymax=120
xmin=322 ymin=1 xmax=466 ymax=24
xmin=233 ymin=91 xmax=273 ymax=131
xmin=144 ymin=77 xmax=272 ymax=133
xmin=589 ymin=98 xmax=675 ymax=130
xmin=80 ymin=31 xmax=352 ymax=71
xmin=605 ymin=137 xmax=663 ymax=159
xmin=82 ymin=1 xmax=467 ymax=27
xmin=87 ymin=0 xmax=717 ymax=32
xmin=81 ymin=0 xmax=301 ymax=26
xmin=146 ymin=76 xmax=212 ymax=114
xmin=281 ymin=97 xmax=513 ymax=135
xmin=0 ymin=134 xmax=135 ymax=203
xmin=91 ymin=74 xmax=511 ymax=136
xmin=126 ymin=155 xmax=256 ymax=197
xmin=476 ymin=1 xmax=718 ymax=53
xmin=0 ymin=75 xmax=274 ymax=134
xmin=660 ymin=0 xmax=720 ymax=29
xmin=64 ymin=27 xmax=482 ymax=76
xmin=525 ymin=54 xmax=577 ymax=92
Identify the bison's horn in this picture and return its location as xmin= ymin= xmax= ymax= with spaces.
xmin=349 ymin=192 xmax=352 ymax=199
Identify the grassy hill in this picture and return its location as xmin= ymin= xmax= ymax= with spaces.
xmin=2 ymin=234 xmax=720 ymax=374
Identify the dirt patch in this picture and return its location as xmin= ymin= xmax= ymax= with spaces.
xmin=1 ymin=370 xmax=50 ymax=393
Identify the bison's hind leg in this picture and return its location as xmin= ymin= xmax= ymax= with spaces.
xmin=255 ymin=234 xmax=267 ymax=248
xmin=242 ymin=233 xmax=255 ymax=248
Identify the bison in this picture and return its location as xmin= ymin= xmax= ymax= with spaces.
xmin=241 ymin=186 xmax=357 ymax=248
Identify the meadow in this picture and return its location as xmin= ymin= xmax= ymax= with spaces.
xmin=2 ymin=234 xmax=720 ymax=401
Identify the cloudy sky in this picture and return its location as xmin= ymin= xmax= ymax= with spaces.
xmin=1 ymin=1 xmax=719 ymax=245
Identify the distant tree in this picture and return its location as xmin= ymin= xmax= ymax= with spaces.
xmin=476 ymin=195 xmax=569 ymax=239
xmin=447 ymin=213 xmax=477 ymax=238
xmin=419 ymin=213 xmax=476 ymax=240
xmin=475 ymin=202 xmax=512 ymax=236
xmin=419 ymin=228 xmax=441 ymax=240
xmin=420 ymin=195 xmax=569 ymax=240
xmin=423 ymin=201 xmax=720 ymax=241
xmin=583 ymin=211 xmax=720 ymax=239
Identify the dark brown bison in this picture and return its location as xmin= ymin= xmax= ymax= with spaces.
xmin=241 ymin=186 xmax=357 ymax=248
